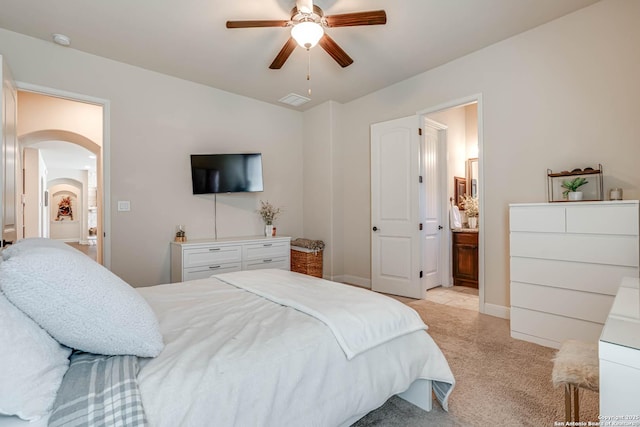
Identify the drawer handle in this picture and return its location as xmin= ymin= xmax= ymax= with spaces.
xmin=263 ymin=259 xmax=272 ymax=263
xmin=209 ymin=248 xmax=221 ymax=251
xmin=263 ymin=243 xmax=273 ymax=247
xmin=209 ymin=265 xmax=221 ymax=269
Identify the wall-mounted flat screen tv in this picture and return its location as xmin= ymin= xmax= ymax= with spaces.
xmin=191 ymin=153 xmax=264 ymax=194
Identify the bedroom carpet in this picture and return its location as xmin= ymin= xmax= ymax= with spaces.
xmin=352 ymin=300 xmax=599 ymax=426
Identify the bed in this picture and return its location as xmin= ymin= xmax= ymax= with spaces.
xmin=0 ymin=238 xmax=454 ymax=427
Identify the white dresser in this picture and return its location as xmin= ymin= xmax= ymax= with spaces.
xmin=599 ymin=277 xmax=640 ymax=417
xmin=509 ymin=201 xmax=639 ymax=348
xmin=170 ymin=236 xmax=291 ymax=283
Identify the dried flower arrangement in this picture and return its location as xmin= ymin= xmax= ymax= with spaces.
xmin=258 ymin=200 xmax=281 ymax=225
xmin=461 ymin=194 xmax=479 ymax=218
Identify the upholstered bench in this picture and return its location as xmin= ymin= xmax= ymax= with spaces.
xmin=552 ymin=340 xmax=599 ymax=422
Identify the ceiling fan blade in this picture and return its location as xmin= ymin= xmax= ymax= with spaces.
xmin=226 ymin=20 xmax=289 ymax=29
xmin=318 ymin=34 xmax=353 ymax=68
xmin=269 ymin=37 xmax=298 ymax=69
xmin=324 ymin=10 xmax=386 ymax=27
xmin=296 ymin=0 xmax=314 ymax=14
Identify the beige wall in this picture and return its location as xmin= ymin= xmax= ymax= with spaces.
xmin=22 ymin=147 xmax=40 ymax=237
xmin=325 ymin=0 xmax=640 ymax=310
xmin=302 ymin=101 xmax=333 ymax=278
xmin=0 ymin=28 xmax=304 ymax=286
xmin=427 ymin=106 xmax=467 ymax=207
xmin=18 ymin=91 xmax=103 ymax=146
xmin=465 ymin=104 xmax=478 ymax=159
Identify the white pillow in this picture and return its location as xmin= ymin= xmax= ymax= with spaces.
xmin=0 ymin=247 xmax=164 ymax=357
xmin=1 ymin=237 xmax=80 ymax=261
xmin=0 ymin=291 xmax=71 ymax=421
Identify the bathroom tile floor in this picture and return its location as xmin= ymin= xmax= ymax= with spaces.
xmin=384 ymin=286 xmax=479 ymax=311
xmin=424 ymin=286 xmax=479 ymax=311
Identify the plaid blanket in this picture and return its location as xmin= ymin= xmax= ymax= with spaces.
xmin=48 ymin=351 xmax=147 ymax=427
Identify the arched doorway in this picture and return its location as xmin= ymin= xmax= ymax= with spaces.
xmin=20 ymin=129 xmax=104 ymax=264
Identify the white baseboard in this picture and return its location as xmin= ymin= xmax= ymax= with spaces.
xmin=481 ymin=303 xmax=510 ymax=319
xmin=510 ymin=331 xmax=560 ymax=349
xmin=333 ymin=275 xmax=371 ymax=289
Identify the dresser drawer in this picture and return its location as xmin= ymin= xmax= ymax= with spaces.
xmin=566 ymin=204 xmax=639 ymax=235
xmin=243 ymin=241 xmax=289 ymax=261
xmin=511 ymin=307 xmax=605 ymax=348
xmin=243 ymin=256 xmax=289 ymax=271
xmin=510 ymin=205 xmax=565 ymax=233
xmin=452 ymin=231 xmax=478 ymax=245
xmin=510 ymin=232 xmax=639 ymax=267
xmin=183 ymin=262 xmax=242 ymax=281
xmin=510 ymin=257 xmax=637 ymax=295
xmin=511 ymin=281 xmax=614 ymax=324
xmin=183 ymin=245 xmax=242 ymax=268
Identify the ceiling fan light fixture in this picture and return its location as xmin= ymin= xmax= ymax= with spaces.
xmin=291 ymin=21 xmax=324 ymax=49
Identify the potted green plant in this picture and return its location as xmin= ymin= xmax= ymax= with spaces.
xmin=561 ymin=177 xmax=588 ymax=201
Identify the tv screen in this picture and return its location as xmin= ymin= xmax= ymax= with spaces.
xmin=191 ymin=153 xmax=264 ymax=194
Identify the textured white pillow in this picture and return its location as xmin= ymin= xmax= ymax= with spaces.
xmin=1 ymin=237 xmax=80 ymax=261
xmin=0 ymin=247 xmax=164 ymax=357
xmin=0 ymin=291 xmax=71 ymax=421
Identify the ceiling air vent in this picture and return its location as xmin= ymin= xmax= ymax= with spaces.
xmin=278 ymin=93 xmax=311 ymax=107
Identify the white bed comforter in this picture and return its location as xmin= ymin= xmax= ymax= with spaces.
xmin=137 ymin=271 xmax=454 ymax=427
xmin=215 ymin=269 xmax=427 ymax=360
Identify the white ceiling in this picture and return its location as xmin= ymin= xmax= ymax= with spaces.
xmin=0 ymin=0 xmax=599 ymax=110
xmin=30 ymin=141 xmax=96 ymax=173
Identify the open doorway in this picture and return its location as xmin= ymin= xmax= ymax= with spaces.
xmin=418 ymin=95 xmax=483 ymax=313
xmin=17 ymin=89 xmax=107 ymax=265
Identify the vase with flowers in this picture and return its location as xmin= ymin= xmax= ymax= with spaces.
xmin=258 ymin=200 xmax=281 ymax=237
xmin=462 ymin=194 xmax=479 ymax=228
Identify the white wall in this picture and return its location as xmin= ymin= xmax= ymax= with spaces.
xmin=22 ymin=147 xmax=40 ymax=237
xmin=0 ymin=28 xmax=304 ymax=286
xmin=427 ymin=106 xmax=467 ymax=206
xmin=313 ymin=0 xmax=640 ymax=309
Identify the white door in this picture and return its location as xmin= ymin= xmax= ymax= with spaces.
xmin=421 ymin=123 xmax=443 ymax=290
xmin=1 ymin=55 xmax=19 ymax=245
xmin=371 ymin=116 xmax=422 ymax=298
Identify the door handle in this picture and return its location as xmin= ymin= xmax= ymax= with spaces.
xmin=372 ymin=226 xmax=379 ymax=232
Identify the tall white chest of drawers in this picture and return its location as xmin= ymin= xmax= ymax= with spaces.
xmin=170 ymin=236 xmax=291 ymax=283
xmin=509 ymin=201 xmax=639 ymax=348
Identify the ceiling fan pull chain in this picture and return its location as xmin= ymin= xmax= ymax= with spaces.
xmin=307 ymin=49 xmax=312 ymax=97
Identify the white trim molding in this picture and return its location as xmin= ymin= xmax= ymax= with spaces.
xmin=483 ymin=303 xmax=510 ymax=320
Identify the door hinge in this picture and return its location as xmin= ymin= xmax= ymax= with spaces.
xmin=419 ymin=223 xmax=423 ymax=231
xmin=419 ymin=175 xmax=423 ymax=183
xmin=419 ymin=271 xmax=423 ymax=278
xmin=418 ymin=128 xmax=422 ymax=136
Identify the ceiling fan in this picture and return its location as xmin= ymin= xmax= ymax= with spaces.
xmin=226 ymin=0 xmax=386 ymax=69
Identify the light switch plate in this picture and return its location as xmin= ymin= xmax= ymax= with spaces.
xmin=117 ymin=201 xmax=131 ymax=211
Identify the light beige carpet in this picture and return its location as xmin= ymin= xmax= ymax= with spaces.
xmin=354 ymin=300 xmax=599 ymax=426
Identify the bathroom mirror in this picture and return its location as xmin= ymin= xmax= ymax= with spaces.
xmin=467 ymin=158 xmax=478 ymax=198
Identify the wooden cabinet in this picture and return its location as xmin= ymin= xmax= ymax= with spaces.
xmin=452 ymin=230 xmax=478 ymax=288
xmin=170 ymin=236 xmax=291 ymax=283
xmin=509 ymin=201 xmax=639 ymax=348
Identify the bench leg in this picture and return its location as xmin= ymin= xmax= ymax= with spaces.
xmin=573 ymin=385 xmax=579 ymax=422
xmin=564 ymin=383 xmax=581 ymax=422
xmin=564 ymin=384 xmax=572 ymax=422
